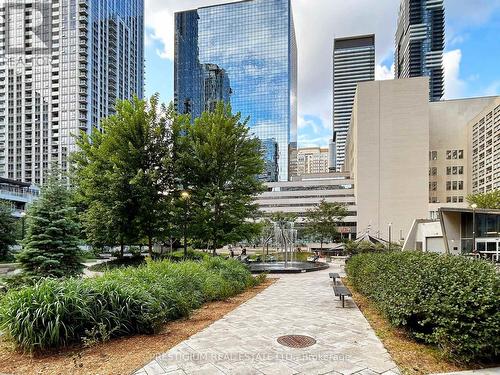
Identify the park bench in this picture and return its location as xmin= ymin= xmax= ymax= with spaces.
xmin=332 ymin=284 xmax=352 ymax=308
xmin=329 ymin=272 xmax=341 ymax=284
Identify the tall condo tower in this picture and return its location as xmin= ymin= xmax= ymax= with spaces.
xmin=395 ymin=0 xmax=445 ymax=101
xmin=174 ymin=0 xmax=297 ymax=182
xmin=333 ymin=35 xmax=375 ymax=171
xmin=0 ymin=0 xmax=144 ymax=185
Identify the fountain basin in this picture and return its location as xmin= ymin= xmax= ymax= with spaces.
xmin=248 ymin=261 xmax=329 ymax=274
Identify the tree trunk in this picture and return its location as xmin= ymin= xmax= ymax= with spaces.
xmin=148 ymin=236 xmax=153 ymax=258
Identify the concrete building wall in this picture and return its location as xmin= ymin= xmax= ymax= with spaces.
xmin=467 ymin=98 xmax=500 ymax=193
xmin=345 ymin=77 xmax=429 ymax=240
xmin=255 ymin=173 xmax=357 ymax=236
xmin=428 ymin=97 xmax=497 ymax=206
xmin=296 ymin=147 xmax=329 ymax=175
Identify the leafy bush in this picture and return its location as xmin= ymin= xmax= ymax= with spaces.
xmin=160 ymin=249 xmax=209 ymax=262
xmin=88 ymin=256 xmax=145 ymax=272
xmin=346 ymin=252 xmax=500 ymax=363
xmin=0 ymin=258 xmax=262 ymax=352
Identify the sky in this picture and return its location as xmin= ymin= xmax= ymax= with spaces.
xmin=144 ymin=0 xmax=500 ymax=148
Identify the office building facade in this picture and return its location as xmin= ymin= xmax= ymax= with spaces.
xmin=0 ymin=0 xmax=144 ymax=185
xmin=395 ymin=0 xmax=445 ymax=101
xmin=333 ymin=34 xmax=375 ymax=171
xmin=344 ymin=77 xmax=500 ymax=242
xmin=255 ymin=172 xmax=357 ymax=237
xmin=469 ymin=98 xmax=500 ymax=193
xmin=296 ymin=147 xmax=329 ymax=176
xmin=174 ymin=0 xmax=297 ymax=181
xmin=428 ymin=96 xmax=496 ymax=207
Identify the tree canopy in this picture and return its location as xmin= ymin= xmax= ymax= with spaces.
xmin=73 ymin=98 xmax=266 ymax=256
xmin=466 ymin=190 xmax=500 ymax=210
xmin=175 ymin=103 xmax=265 ymax=253
xmin=304 ymin=200 xmax=348 ymax=250
xmin=0 ymin=202 xmax=17 ymax=260
xmin=73 ymin=95 xmax=176 ymax=256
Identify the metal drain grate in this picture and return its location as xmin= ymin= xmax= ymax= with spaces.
xmin=277 ymin=335 xmax=316 ymax=348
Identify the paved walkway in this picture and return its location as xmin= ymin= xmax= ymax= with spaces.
xmin=134 ymin=262 xmax=399 ymax=375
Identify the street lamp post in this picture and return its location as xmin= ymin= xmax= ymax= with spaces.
xmin=388 ymin=222 xmax=392 ymax=251
xmin=471 ymin=203 xmax=478 ymax=255
xmin=180 ymin=191 xmax=190 ymax=257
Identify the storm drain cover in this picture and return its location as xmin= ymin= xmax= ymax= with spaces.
xmin=277 ymin=335 xmax=316 ymax=348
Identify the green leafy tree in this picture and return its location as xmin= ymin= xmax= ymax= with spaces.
xmin=16 ymin=174 xmax=83 ymax=278
xmin=304 ymin=200 xmax=347 ymax=251
xmin=175 ymin=103 xmax=265 ymax=254
xmin=466 ymin=190 xmax=500 ymax=209
xmin=0 ymin=202 xmax=17 ymax=260
xmin=73 ymin=95 xmax=175 ymax=257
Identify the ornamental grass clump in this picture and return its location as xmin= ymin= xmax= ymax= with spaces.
xmin=0 ymin=258 xmax=261 ymax=352
xmin=346 ymin=251 xmax=500 ymax=363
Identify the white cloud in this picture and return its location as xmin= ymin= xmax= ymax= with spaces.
xmin=375 ymin=64 xmax=394 ymax=80
xmin=297 ymin=135 xmax=331 ymax=148
xmin=484 ymin=81 xmax=500 ymax=96
xmin=443 ymin=49 xmax=466 ymax=99
xmin=145 ymin=0 xmax=500 ymax=145
xmin=298 ymin=116 xmax=324 ymax=135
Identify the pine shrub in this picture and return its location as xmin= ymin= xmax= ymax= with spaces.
xmin=16 ymin=176 xmax=83 ymax=278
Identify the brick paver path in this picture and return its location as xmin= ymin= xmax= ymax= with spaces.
xmin=134 ymin=263 xmax=399 ymax=375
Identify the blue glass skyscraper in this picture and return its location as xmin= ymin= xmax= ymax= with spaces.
xmin=174 ymin=0 xmax=297 ymax=181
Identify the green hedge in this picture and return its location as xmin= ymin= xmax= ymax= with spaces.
xmin=0 ymin=257 xmax=262 ymax=352
xmin=346 ymin=252 xmax=500 ymax=362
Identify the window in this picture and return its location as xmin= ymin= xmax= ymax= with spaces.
xmin=447 ymin=181 xmax=464 ymax=191
xmin=446 ymin=150 xmax=464 ymax=160
xmin=429 ymin=182 xmax=437 ymax=191
xmin=429 ymin=167 xmax=437 ymax=176
xmin=429 ymin=151 xmax=438 ymax=160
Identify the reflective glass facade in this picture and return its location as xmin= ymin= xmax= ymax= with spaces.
xmin=259 ymin=138 xmax=279 ymax=182
xmin=175 ymin=0 xmax=297 ymax=181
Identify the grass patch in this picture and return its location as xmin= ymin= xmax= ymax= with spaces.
xmin=0 ymin=257 xmax=263 ymax=352
xmin=0 ymin=278 xmax=276 ymax=375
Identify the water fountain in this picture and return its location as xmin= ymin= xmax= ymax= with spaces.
xmin=248 ymin=219 xmax=329 ymax=274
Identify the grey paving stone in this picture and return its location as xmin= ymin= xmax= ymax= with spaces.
xmin=259 ymin=363 xmax=299 ymax=375
xmin=144 ymin=360 xmax=168 ymax=375
xmin=134 ymin=266 xmax=399 ymax=375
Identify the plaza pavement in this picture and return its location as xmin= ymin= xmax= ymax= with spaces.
xmin=134 ymin=261 xmax=400 ymax=375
